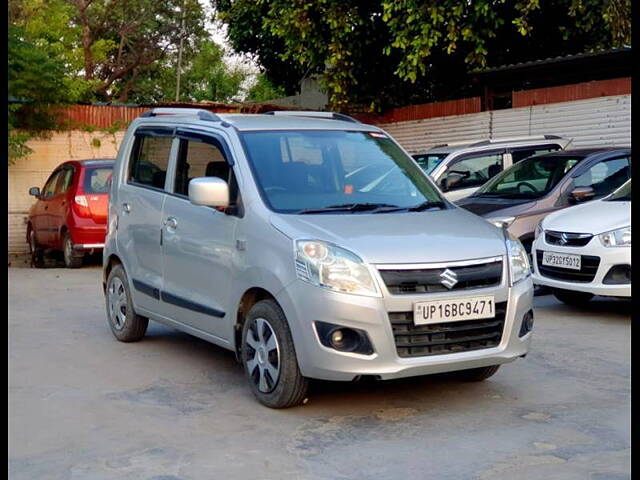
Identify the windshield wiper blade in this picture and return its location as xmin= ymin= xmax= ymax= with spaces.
xmin=406 ymin=200 xmax=446 ymax=212
xmin=298 ymin=203 xmax=398 ymax=214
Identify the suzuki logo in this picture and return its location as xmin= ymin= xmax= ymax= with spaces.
xmin=559 ymin=233 xmax=569 ymax=245
xmin=440 ymin=269 xmax=458 ymax=289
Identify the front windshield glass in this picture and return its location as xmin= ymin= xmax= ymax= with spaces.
xmin=241 ymin=130 xmax=445 ymax=213
xmin=474 ymin=155 xmax=583 ymax=199
xmin=412 ymin=153 xmax=447 ymax=175
xmin=607 ymin=180 xmax=631 ymax=201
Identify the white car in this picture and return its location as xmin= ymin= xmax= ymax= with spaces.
xmin=532 ymin=180 xmax=631 ymax=305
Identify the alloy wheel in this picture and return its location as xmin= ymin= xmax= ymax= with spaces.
xmin=108 ymin=277 xmax=127 ymax=330
xmin=245 ymin=317 xmax=281 ymax=393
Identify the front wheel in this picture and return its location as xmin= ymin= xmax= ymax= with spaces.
xmin=28 ymin=228 xmax=44 ymax=268
xmin=105 ymin=264 xmax=148 ymax=342
xmin=241 ymin=300 xmax=309 ymax=408
xmin=553 ymin=289 xmax=594 ymax=306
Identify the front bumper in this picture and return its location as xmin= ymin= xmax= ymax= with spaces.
xmin=532 ymin=236 xmax=631 ymax=297
xmin=276 ymin=274 xmax=533 ymax=382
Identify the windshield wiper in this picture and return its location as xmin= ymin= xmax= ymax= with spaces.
xmin=406 ymin=200 xmax=446 ymax=212
xmin=298 ymin=203 xmax=400 ymax=214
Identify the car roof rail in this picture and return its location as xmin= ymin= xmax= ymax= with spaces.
xmin=467 ymin=135 xmax=566 ymax=147
xmin=264 ymin=110 xmax=360 ymax=124
xmin=140 ymin=108 xmax=221 ymax=122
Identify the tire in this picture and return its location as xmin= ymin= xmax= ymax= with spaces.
xmin=28 ymin=227 xmax=44 ymax=268
xmin=450 ymin=365 xmax=501 ymax=382
xmin=241 ymin=299 xmax=309 ymax=408
xmin=63 ymin=232 xmax=83 ymax=268
xmin=553 ymin=289 xmax=594 ymax=306
xmin=105 ymin=264 xmax=148 ymax=342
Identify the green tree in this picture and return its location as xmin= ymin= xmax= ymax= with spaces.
xmin=246 ymin=74 xmax=286 ymax=103
xmin=214 ymin=0 xmax=631 ymax=111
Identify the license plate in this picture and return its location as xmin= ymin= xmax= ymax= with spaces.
xmin=413 ymin=296 xmax=495 ymax=325
xmin=542 ymin=251 xmax=581 ymax=270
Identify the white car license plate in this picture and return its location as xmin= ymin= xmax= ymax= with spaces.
xmin=542 ymin=251 xmax=581 ymax=270
xmin=413 ymin=296 xmax=495 ymax=325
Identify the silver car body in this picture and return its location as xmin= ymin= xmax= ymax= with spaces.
xmin=416 ymin=136 xmax=571 ymax=202
xmin=104 ymin=110 xmax=533 ymax=382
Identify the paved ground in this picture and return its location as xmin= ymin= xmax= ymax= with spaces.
xmin=9 ymin=266 xmax=630 ymax=480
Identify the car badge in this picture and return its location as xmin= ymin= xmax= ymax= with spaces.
xmin=440 ymin=269 xmax=458 ymax=289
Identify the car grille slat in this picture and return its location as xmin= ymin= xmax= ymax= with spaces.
xmin=389 ymin=302 xmax=507 ymax=358
xmin=379 ymin=260 xmax=502 ymax=294
xmin=536 ymin=251 xmax=600 ymax=282
xmin=545 ymin=230 xmax=593 ymax=247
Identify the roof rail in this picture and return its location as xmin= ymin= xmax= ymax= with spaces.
xmin=467 ymin=135 xmax=566 ymax=147
xmin=264 ymin=110 xmax=360 ymax=124
xmin=140 ymin=108 xmax=221 ymax=122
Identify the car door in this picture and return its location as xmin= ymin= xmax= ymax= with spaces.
xmin=116 ymin=127 xmax=174 ymax=315
xmin=437 ymin=150 xmax=505 ymax=202
xmin=38 ymin=169 xmax=65 ymax=246
xmin=160 ymin=129 xmax=239 ymax=341
xmin=48 ymin=165 xmax=75 ymax=248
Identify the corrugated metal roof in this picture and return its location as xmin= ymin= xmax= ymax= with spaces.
xmin=474 ymin=47 xmax=631 ymax=75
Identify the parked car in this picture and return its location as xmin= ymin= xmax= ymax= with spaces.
xmin=455 ymin=148 xmax=631 ymax=254
xmin=531 ymin=180 xmax=631 ymax=305
xmin=27 ymin=159 xmax=114 ymax=268
xmin=103 ymin=108 xmax=534 ymax=408
xmin=413 ymin=135 xmax=571 ymax=202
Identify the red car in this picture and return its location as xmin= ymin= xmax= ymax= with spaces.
xmin=27 ymin=159 xmax=114 ymax=268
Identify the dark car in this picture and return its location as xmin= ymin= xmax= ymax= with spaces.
xmin=456 ymin=148 xmax=631 ymax=253
xmin=27 ymin=159 xmax=114 ymax=267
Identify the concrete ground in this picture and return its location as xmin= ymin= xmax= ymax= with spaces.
xmin=9 ymin=266 xmax=630 ymax=480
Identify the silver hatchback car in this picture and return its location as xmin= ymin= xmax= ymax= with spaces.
xmin=103 ymin=108 xmax=534 ymax=408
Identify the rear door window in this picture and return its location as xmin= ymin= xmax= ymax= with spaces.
xmin=128 ymin=134 xmax=172 ymax=190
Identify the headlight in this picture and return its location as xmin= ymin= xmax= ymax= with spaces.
xmin=534 ymin=222 xmax=543 ymax=240
xmin=295 ymin=240 xmax=380 ymax=297
xmin=506 ymin=232 xmax=530 ymax=285
xmin=487 ymin=216 xmax=516 ymax=229
xmin=599 ymin=226 xmax=631 ymax=247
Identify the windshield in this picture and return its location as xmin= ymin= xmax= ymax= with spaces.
xmin=474 ymin=155 xmax=583 ymax=199
xmin=607 ymin=180 xmax=631 ymax=201
xmin=83 ymin=166 xmax=112 ymax=194
xmin=241 ymin=130 xmax=445 ymax=213
xmin=412 ymin=153 xmax=447 ymax=175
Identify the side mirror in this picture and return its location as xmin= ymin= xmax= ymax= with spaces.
xmin=29 ymin=187 xmax=40 ymax=197
xmin=569 ymin=186 xmax=595 ymax=204
xmin=188 ymin=177 xmax=229 ymax=208
xmin=441 ymin=172 xmax=466 ymax=191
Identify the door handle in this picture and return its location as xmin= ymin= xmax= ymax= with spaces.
xmin=122 ymin=202 xmax=131 ymax=214
xmin=164 ymin=217 xmax=177 ymax=229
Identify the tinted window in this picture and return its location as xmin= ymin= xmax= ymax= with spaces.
xmin=42 ymin=170 xmax=63 ymax=198
xmin=174 ymin=139 xmax=228 ymax=196
xmin=607 ymin=180 xmax=631 ymax=201
xmin=511 ymin=145 xmax=561 ymax=163
xmin=574 ymin=156 xmax=630 ymax=197
xmin=441 ymin=153 xmax=503 ymax=191
xmin=476 ymin=155 xmax=583 ymax=198
xmin=241 ymin=130 xmax=443 ymax=213
xmin=412 ymin=153 xmax=447 ymax=174
xmin=129 ymin=135 xmax=172 ymax=189
xmin=55 ymin=167 xmax=74 ymax=194
xmin=84 ymin=167 xmax=113 ymax=194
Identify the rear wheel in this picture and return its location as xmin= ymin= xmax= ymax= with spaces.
xmin=241 ymin=300 xmax=309 ymax=408
xmin=63 ymin=232 xmax=83 ymax=268
xmin=105 ymin=264 xmax=148 ymax=342
xmin=553 ymin=288 xmax=594 ymax=306
xmin=451 ymin=365 xmax=501 ymax=382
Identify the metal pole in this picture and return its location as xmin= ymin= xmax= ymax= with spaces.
xmin=175 ymin=0 xmax=186 ymax=102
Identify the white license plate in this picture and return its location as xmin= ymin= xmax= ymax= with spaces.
xmin=413 ymin=296 xmax=495 ymax=325
xmin=542 ymin=251 xmax=581 ymax=270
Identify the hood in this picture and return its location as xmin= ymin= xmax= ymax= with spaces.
xmin=542 ymin=199 xmax=630 ymax=235
xmin=456 ymin=196 xmax=533 ymax=217
xmin=270 ymin=208 xmax=506 ymax=264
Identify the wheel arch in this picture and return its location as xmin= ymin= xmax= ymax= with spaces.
xmin=233 ymin=287 xmax=282 ymax=361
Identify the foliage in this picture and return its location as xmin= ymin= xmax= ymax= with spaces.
xmin=214 ymin=0 xmax=631 ymax=111
xmin=245 ymin=74 xmax=286 ymax=103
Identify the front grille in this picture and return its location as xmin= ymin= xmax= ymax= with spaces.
xmin=536 ymin=251 xmax=600 ymax=282
xmin=378 ymin=259 xmax=502 ymax=295
xmin=545 ymin=230 xmax=593 ymax=247
xmin=389 ymin=302 xmax=507 ymax=358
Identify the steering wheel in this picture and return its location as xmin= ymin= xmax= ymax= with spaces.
xmin=516 ymin=181 xmax=537 ymax=193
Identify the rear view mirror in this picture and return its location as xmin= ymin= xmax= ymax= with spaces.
xmin=569 ymin=186 xmax=595 ymax=203
xmin=28 ymin=187 xmax=40 ymax=197
xmin=189 ymin=177 xmax=229 ymax=208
